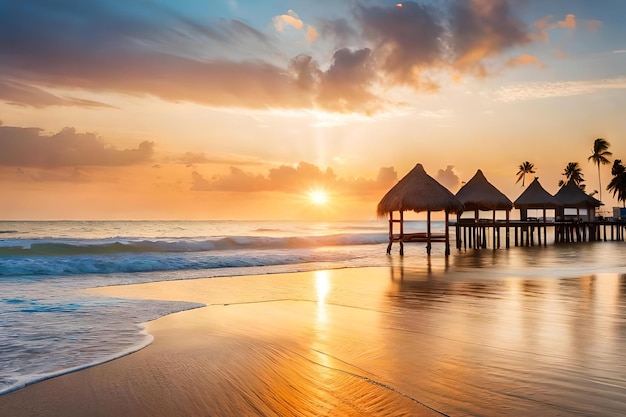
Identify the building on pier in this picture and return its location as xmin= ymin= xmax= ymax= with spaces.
xmin=455 ymin=170 xmax=513 ymax=249
xmin=377 ymin=163 xmax=463 ymax=256
xmin=554 ymin=180 xmax=603 ymax=222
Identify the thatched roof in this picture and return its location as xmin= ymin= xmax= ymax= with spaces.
xmin=554 ymin=181 xmax=603 ymax=207
xmin=377 ymin=163 xmax=464 ymax=216
xmin=514 ymin=178 xmax=562 ymax=208
xmin=455 ymin=169 xmax=513 ymax=211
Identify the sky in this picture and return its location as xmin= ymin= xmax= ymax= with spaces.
xmin=1 ymin=0 xmax=625 ymax=220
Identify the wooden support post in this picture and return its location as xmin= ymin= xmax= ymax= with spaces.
xmin=537 ymin=224 xmax=541 ymax=246
xmin=426 ymin=210 xmax=432 ymax=255
xmin=492 ymin=210 xmax=496 ymax=250
xmin=399 ymin=211 xmax=404 ymax=256
xmin=456 ymin=213 xmax=461 ymax=249
xmin=464 ymin=226 xmax=467 ymax=250
xmin=505 ymin=211 xmax=510 ymax=249
xmin=386 ymin=212 xmax=393 ymax=254
xmin=543 ymin=208 xmax=547 ymax=246
xmin=445 ymin=211 xmax=450 ymax=256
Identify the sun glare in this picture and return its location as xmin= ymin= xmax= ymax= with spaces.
xmin=309 ymin=189 xmax=329 ymax=206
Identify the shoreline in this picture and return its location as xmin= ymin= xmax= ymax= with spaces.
xmin=2 ymin=262 xmax=626 ymax=416
xmin=0 ymin=267 xmax=446 ymax=417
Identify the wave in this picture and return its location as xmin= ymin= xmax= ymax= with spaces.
xmin=0 ymin=233 xmax=388 ymax=277
xmin=0 ymin=233 xmax=387 ymax=256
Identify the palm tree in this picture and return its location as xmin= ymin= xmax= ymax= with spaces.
xmin=516 ymin=161 xmax=535 ymax=187
xmin=587 ymin=138 xmax=612 ymax=201
xmin=607 ymin=159 xmax=626 ymax=206
xmin=559 ymin=162 xmax=585 ymax=189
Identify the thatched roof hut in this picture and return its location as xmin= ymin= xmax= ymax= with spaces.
xmin=514 ymin=178 xmax=562 ymax=221
xmin=377 ymin=163 xmax=463 ymax=216
xmin=514 ymin=178 xmax=562 ymax=209
xmin=554 ymin=181 xmax=602 ymax=208
xmin=554 ymin=181 xmax=602 ymax=221
xmin=377 ymin=163 xmax=462 ymax=256
xmin=456 ymin=170 xmax=513 ymax=211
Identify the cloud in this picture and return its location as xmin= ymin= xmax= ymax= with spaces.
xmin=273 ymin=10 xmax=304 ymax=31
xmin=306 ymin=25 xmax=319 ymax=43
xmin=448 ymin=0 xmax=531 ymax=75
xmin=557 ymin=14 xmax=576 ymax=29
xmin=506 ymin=54 xmax=545 ymax=68
xmin=357 ymin=2 xmax=445 ymax=87
xmin=495 ymin=77 xmax=626 ymax=102
xmin=192 ymin=167 xmax=268 ymax=192
xmin=317 ymin=18 xmax=359 ymax=49
xmin=175 ymin=152 xmax=263 ymax=167
xmin=317 ymin=48 xmax=381 ymax=113
xmin=0 ymin=80 xmax=113 ymax=108
xmin=0 ymin=1 xmax=544 ymax=114
xmin=586 ymin=19 xmax=602 ymax=32
xmin=191 ymin=162 xmax=396 ymax=196
xmin=376 ymin=167 xmax=398 ymax=185
xmin=534 ymin=14 xmax=600 ymax=42
xmin=0 ymin=125 xmax=154 ymax=167
xmin=436 ymin=165 xmax=461 ymax=190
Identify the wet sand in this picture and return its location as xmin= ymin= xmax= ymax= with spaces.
xmin=1 ymin=263 xmax=626 ymax=416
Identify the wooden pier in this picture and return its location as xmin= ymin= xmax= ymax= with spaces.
xmin=454 ymin=219 xmax=626 ymax=250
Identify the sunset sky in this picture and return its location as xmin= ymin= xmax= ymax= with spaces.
xmin=1 ymin=0 xmax=625 ymax=220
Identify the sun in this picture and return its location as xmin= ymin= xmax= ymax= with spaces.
xmin=308 ymin=189 xmax=329 ymax=206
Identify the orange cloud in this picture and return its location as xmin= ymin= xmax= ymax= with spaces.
xmin=506 ymin=54 xmax=545 ymax=68
xmin=191 ymin=162 xmax=397 ymax=196
xmin=557 ymin=14 xmax=576 ymax=29
xmin=534 ymin=13 xmax=601 ymax=42
xmin=273 ymin=10 xmax=304 ymax=31
xmin=306 ymin=25 xmax=319 ymax=43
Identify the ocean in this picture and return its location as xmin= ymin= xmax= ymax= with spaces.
xmin=1 ymin=219 xmax=626 ymax=407
xmin=0 ymin=219 xmax=405 ymax=394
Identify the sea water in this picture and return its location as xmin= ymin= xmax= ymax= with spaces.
xmin=0 ymin=220 xmax=405 ymax=394
xmin=1 ymin=219 xmax=625 ymax=402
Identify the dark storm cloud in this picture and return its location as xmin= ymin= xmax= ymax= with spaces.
xmin=0 ymin=125 xmax=153 ymax=167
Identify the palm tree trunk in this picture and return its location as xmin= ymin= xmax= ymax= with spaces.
xmin=597 ymin=163 xmax=602 ymax=201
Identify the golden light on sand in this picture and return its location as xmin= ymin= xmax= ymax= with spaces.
xmin=308 ymin=189 xmax=329 ymax=206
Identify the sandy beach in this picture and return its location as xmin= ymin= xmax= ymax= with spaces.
xmin=2 ymin=263 xmax=626 ymax=416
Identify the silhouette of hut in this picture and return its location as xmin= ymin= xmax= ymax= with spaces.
xmin=456 ymin=169 xmax=513 ymax=218
xmin=514 ymin=178 xmax=562 ymax=221
xmin=554 ymin=181 xmax=602 ymax=221
xmin=377 ymin=163 xmax=463 ymax=255
xmin=455 ymin=169 xmax=513 ymax=248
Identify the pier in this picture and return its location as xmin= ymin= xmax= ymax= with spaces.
xmin=454 ymin=218 xmax=626 ymax=250
xmin=379 ymin=164 xmax=626 ymax=256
